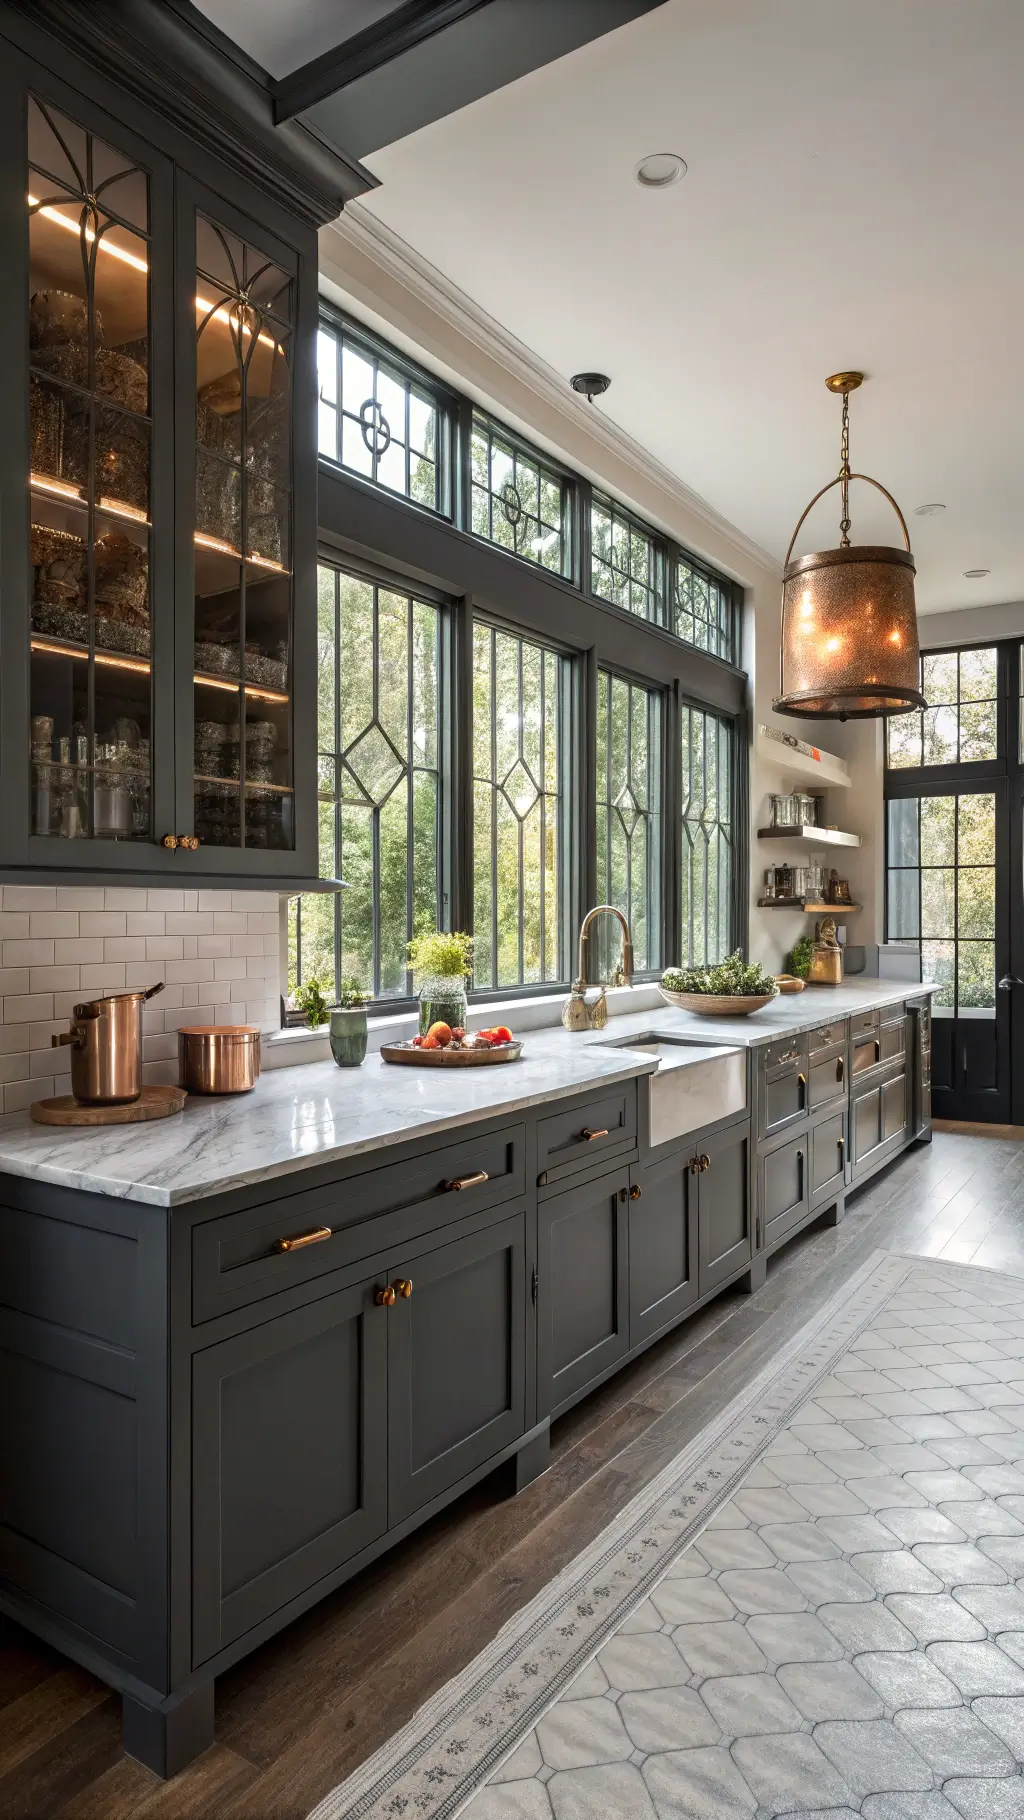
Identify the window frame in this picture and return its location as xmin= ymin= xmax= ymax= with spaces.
xmin=594 ymin=665 xmax=668 ymax=978
xmin=589 ymin=490 xmax=666 ymax=627
xmin=316 ymin=304 xmax=457 ymax=520
xmin=885 ymin=639 xmax=1004 ymax=777
xmin=468 ymin=411 xmax=573 ymax=580
xmin=301 ymin=309 xmax=751 ymax=1021
xmin=679 ymin=694 xmax=740 ymax=969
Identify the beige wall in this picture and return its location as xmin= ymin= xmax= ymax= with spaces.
xmin=319 ymin=209 xmax=881 ymax=975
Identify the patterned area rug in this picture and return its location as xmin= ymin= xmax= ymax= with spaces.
xmin=308 ymin=1252 xmax=1024 ymax=1820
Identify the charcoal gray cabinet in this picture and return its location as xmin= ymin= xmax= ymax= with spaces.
xmin=809 ymin=1107 xmax=847 ymax=1208
xmin=761 ymin=1132 xmax=808 ymax=1252
xmin=851 ymin=1064 xmax=908 ymax=1181
xmin=697 ymin=1119 xmax=752 ymax=1296
xmin=192 ymin=1273 xmax=388 ymax=1665
xmin=387 ymin=1212 xmax=526 ymax=1525
xmin=538 ymin=1165 xmax=630 ymax=1417
xmin=628 ymin=1147 xmax=698 ymax=1347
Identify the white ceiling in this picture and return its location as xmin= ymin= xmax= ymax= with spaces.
xmin=194 ymin=0 xmax=406 ymax=77
xmin=348 ymin=0 xmax=1024 ymax=613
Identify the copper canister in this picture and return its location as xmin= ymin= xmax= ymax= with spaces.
xmin=178 ymin=1025 xmax=261 ymax=1093
xmin=51 ymin=982 xmax=165 ymax=1105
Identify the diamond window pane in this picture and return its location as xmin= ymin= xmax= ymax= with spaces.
xmin=682 ymin=704 xmax=734 ymax=966
xmin=596 ymin=671 xmax=663 ymax=972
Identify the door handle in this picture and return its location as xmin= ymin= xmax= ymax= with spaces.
xmin=392 ymin=1278 xmax=413 ymax=1299
xmin=443 ymin=1170 xmax=489 ymax=1191
xmin=998 ymin=976 xmax=1023 ymax=991
xmin=276 ymin=1226 xmax=332 ymax=1252
xmin=699 ymin=1154 xmax=710 ymax=1172
xmin=836 ymin=1058 xmax=844 ymax=1083
xmin=580 ymin=1127 xmax=609 ymax=1141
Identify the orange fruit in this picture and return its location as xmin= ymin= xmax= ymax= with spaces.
xmin=427 ymin=1021 xmax=452 ymax=1046
xmin=421 ymin=1032 xmax=440 ymax=1049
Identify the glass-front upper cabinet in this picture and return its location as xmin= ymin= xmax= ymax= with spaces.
xmin=192 ymin=215 xmax=294 ymax=853
xmin=27 ymin=96 xmax=154 ymax=844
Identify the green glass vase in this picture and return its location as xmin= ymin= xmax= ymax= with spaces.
xmin=329 ymin=1006 xmax=368 ymax=1067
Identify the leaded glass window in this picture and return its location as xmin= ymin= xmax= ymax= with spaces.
xmin=289 ymin=563 xmax=443 ymax=1001
xmin=886 ymin=791 xmax=996 ymax=1016
xmin=590 ymin=494 xmax=660 ymax=622
xmin=316 ymin=321 xmax=446 ymax=514
xmin=681 ymin=705 xmax=734 ymax=966
xmin=472 ymin=623 xmax=566 ymax=988
xmin=675 ymin=556 xmax=737 ymax=664
xmin=596 ymin=671 xmax=663 ymax=972
xmin=886 ymin=646 xmax=999 ymax=768
xmin=470 ymin=416 xmax=568 ymax=574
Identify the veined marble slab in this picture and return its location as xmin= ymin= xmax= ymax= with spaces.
xmin=0 ymin=978 xmax=934 ymax=1206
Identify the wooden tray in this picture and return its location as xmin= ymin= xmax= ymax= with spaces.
xmin=774 ymin=974 xmax=806 ymax=994
xmin=30 ymin=1084 xmax=187 ymax=1126
xmin=380 ymin=1041 xmax=523 ymax=1067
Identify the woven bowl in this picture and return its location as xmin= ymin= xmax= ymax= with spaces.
xmin=658 ymin=987 xmax=776 ymax=1018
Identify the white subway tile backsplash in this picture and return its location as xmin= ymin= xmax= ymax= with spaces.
xmin=0 ymin=888 xmax=288 ymax=1106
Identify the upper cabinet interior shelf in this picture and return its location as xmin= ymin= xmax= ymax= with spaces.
xmin=757 ymin=725 xmax=851 ymax=789
xmin=758 ymin=825 xmax=862 ymax=849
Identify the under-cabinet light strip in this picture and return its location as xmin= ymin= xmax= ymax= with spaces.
xmin=31 ymin=479 xmax=287 ymax=573
xmin=31 ymin=637 xmax=289 ymax=704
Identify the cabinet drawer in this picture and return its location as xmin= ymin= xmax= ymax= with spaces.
xmin=537 ymin=1085 xmax=637 ymax=1185
xmin=810 ymin=1109 xmax=846 ymax=1204
xmin=808 ymin=1019 xmax=848 ymax=1054
xmin=808 ymin=1049 xmax=846 ymax=1111
xmin=850 ymin=1009 xmax=879 ymax=1039
xmin=761 ymin=1133 xmax=808 ymax=1250
xmin=192 ymin=1123 xmax=526 ymax=1323
xmin=761 ymin=1066 xmax=808 ymax=1138
xmin=881 ymin=1001 xmax=906 ymax=1026
xmin=851 ymin=1030 xmax=883 ymax=1076
xmin=761 ymin=1034 xmax=808 ymax=1073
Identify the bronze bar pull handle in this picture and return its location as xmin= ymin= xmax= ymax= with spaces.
xmin=629 ymin=1184 xmax=642 ymax=1200
xmin=443 ymin=1170 xmax=489 ymax=1191
xmin=836 ymin=1057 xmax=845 ymax=1082
xmin=393 ymin=1278 xmax=413 ymax=1299
xmin=798 ymin=1073 xmax=807 ymax=1087
xmin=375 ymin=1285 xmax=397 ymax=1307
xmin=581 ymin=1127 xmax=609 ymax=1141
xmin=276 ymin=1226 xmax=332 ymax=1252
xmin=838 ymin=1136 xmax=845 ymax=1160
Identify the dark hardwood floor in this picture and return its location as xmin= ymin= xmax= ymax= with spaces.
xmin=2 ymin=1121 xmax=1024 ymax=1820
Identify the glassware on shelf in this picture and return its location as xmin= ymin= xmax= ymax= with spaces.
xmin=793 ymin=792 xmax=817 ymax=826
xmin=763 ymin=867 xmax=777 ymax=899
xmin=769 ymin=792 xmax=799 ymax=827
xmin=27 ymin=96 xmax=153 ymax=843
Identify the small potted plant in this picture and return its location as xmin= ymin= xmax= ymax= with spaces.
xmin=330 ymin=977 xmax=371 ymax=1068
xmin=407 ymin=931 xmax=473 ymax=1037
xmin=292 ymin=976 xmax=331 ymax=1032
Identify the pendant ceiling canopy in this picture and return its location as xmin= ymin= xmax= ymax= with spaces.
xmin=774 ymin=373 xmax=926 ymax=721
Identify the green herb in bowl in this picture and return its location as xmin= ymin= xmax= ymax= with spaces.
xmin=660 ymin=952 xmax=779 ymax=1016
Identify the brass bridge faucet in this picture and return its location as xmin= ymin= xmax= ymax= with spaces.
xmin=562 ymin=905 xmax=634 ymax=1031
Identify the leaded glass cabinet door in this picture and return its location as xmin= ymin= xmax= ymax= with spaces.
xmin=190 ymin=210 xmax=296 ymax=855
xmin=25 ymin=91 xmax=175 ymax=860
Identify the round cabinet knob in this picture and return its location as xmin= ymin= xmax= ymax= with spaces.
xmin=375 ymin=1285 xmax=397 ymax=1307
xmin=179 ymin=835 xmax=201 ymax=852
xmin=162 ymin=834 xmax=179 ymax=849
xmin=629 ymin=1184 xmax=642 ymax=1201
xmin=700 ymin=1154 xmax=711 ymax=1172
xmin=393 ymin=1278 xmax=413 ymax=1299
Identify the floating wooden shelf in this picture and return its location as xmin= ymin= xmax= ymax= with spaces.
xmin=758 ymin=825 xmax=862 ymax=849
xmin=757 ymin=724 xmax=851 ymax=789
xmin=757 ymin=898 xmax=861 ymax=916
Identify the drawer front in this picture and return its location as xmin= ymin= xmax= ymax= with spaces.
xmin=880 ymin=1001 xmax=906 ymax=1026
xmin=762 ymin=1067 xmax=808 ymax=1138
xmin=880 ymin=1020 xmax=906 ymax=1065
xmin=850 ymin=1009 xmax=879 ymax=1039
xmin=762 ymin=1133 xmax=808 ymax=1249
xmin=808 ymin=1019 xmax=848 ymax=1054
xmin=810 ymin=1109 xmax=846 ymax=1203
xmin=851 ymin=1030 xmax=883 ymax=1077
xmin=537 ymin=1085 xmax=637 ymax=1184
xmin=761 ymin=1034 xmax=808 ymax=1073
xmin=192 ymin=1123 xmax=526 ymax=1324
xmin=808 ymin=1049 xmax=846 ymax=1111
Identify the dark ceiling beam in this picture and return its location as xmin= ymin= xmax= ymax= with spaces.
xmin=283 ymin=0 xmax=669 ymax=159
xmin=273 ymin=1 xmax=491 ymax=124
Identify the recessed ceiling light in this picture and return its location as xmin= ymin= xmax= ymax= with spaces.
xmin=962 ymin=568 xmax=990 ymax=578
xmin=635 ymin=152 xmax=687 ymax=188
xmin=913 ymin=502 xmax=945 ymax=516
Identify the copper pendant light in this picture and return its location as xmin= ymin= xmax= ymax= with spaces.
xmin=774 ymin=372 xmax=926 ymax=720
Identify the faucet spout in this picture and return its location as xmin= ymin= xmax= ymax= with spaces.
xmin=562 ymin=905 xmax=634 ymax=1030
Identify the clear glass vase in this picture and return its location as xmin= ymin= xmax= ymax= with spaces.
xmin=418 ymin=977 xmax=468 ymax=1036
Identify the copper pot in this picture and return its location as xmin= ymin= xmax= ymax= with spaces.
xmin=52 ymin=982 xmax=164 ymax=1105
xmin=178 ymin=1025 xmax=261 ymax=1094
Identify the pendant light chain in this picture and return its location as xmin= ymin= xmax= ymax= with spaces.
xmin=839 ymin=389 xmax=852 ymax=547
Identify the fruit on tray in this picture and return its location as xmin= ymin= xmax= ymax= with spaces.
xmin=405 ymin=1023 xmax=517 ymax=1054
xmin=426 ymin=1021 xmax=453 ymax=1046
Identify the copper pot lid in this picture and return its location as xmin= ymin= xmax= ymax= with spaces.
xmin=178 ymin=1025 xmax=261 ymax=1038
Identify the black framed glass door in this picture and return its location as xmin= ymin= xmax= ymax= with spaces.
xmin=885 ymin=640 xmax=1021 ymax=1124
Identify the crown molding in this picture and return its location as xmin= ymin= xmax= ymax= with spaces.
xmin=322 ymin=203 xmax=781 ymax=583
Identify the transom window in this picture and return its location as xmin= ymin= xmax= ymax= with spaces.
xmin=472 ymin=623 xmax=566 ymax=990
xmin=595 ymin=671 xmax=663 ymax=972
xmin=886 ymin=791 xmax=996 ymax=1015
xmin=591 ymin=494 xmax=660 ymax=623
xmin=681 ymin=705 xmax=734 ymax=967
xmin=886 ymin=645 xmax=998 ymax=768
xmin=288 ymin=563 xmax=443 ymax=1002
xmin=675 ymin=557 xmax=737 ymax=665
xmin=316 ymin=321 xmax=446 ymax=513
xmin=470 ymin=415 xmax=568 ymax=575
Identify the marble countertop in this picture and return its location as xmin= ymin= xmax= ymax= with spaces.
xmin=0 ymin=978 xmax=932 ymax=1207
